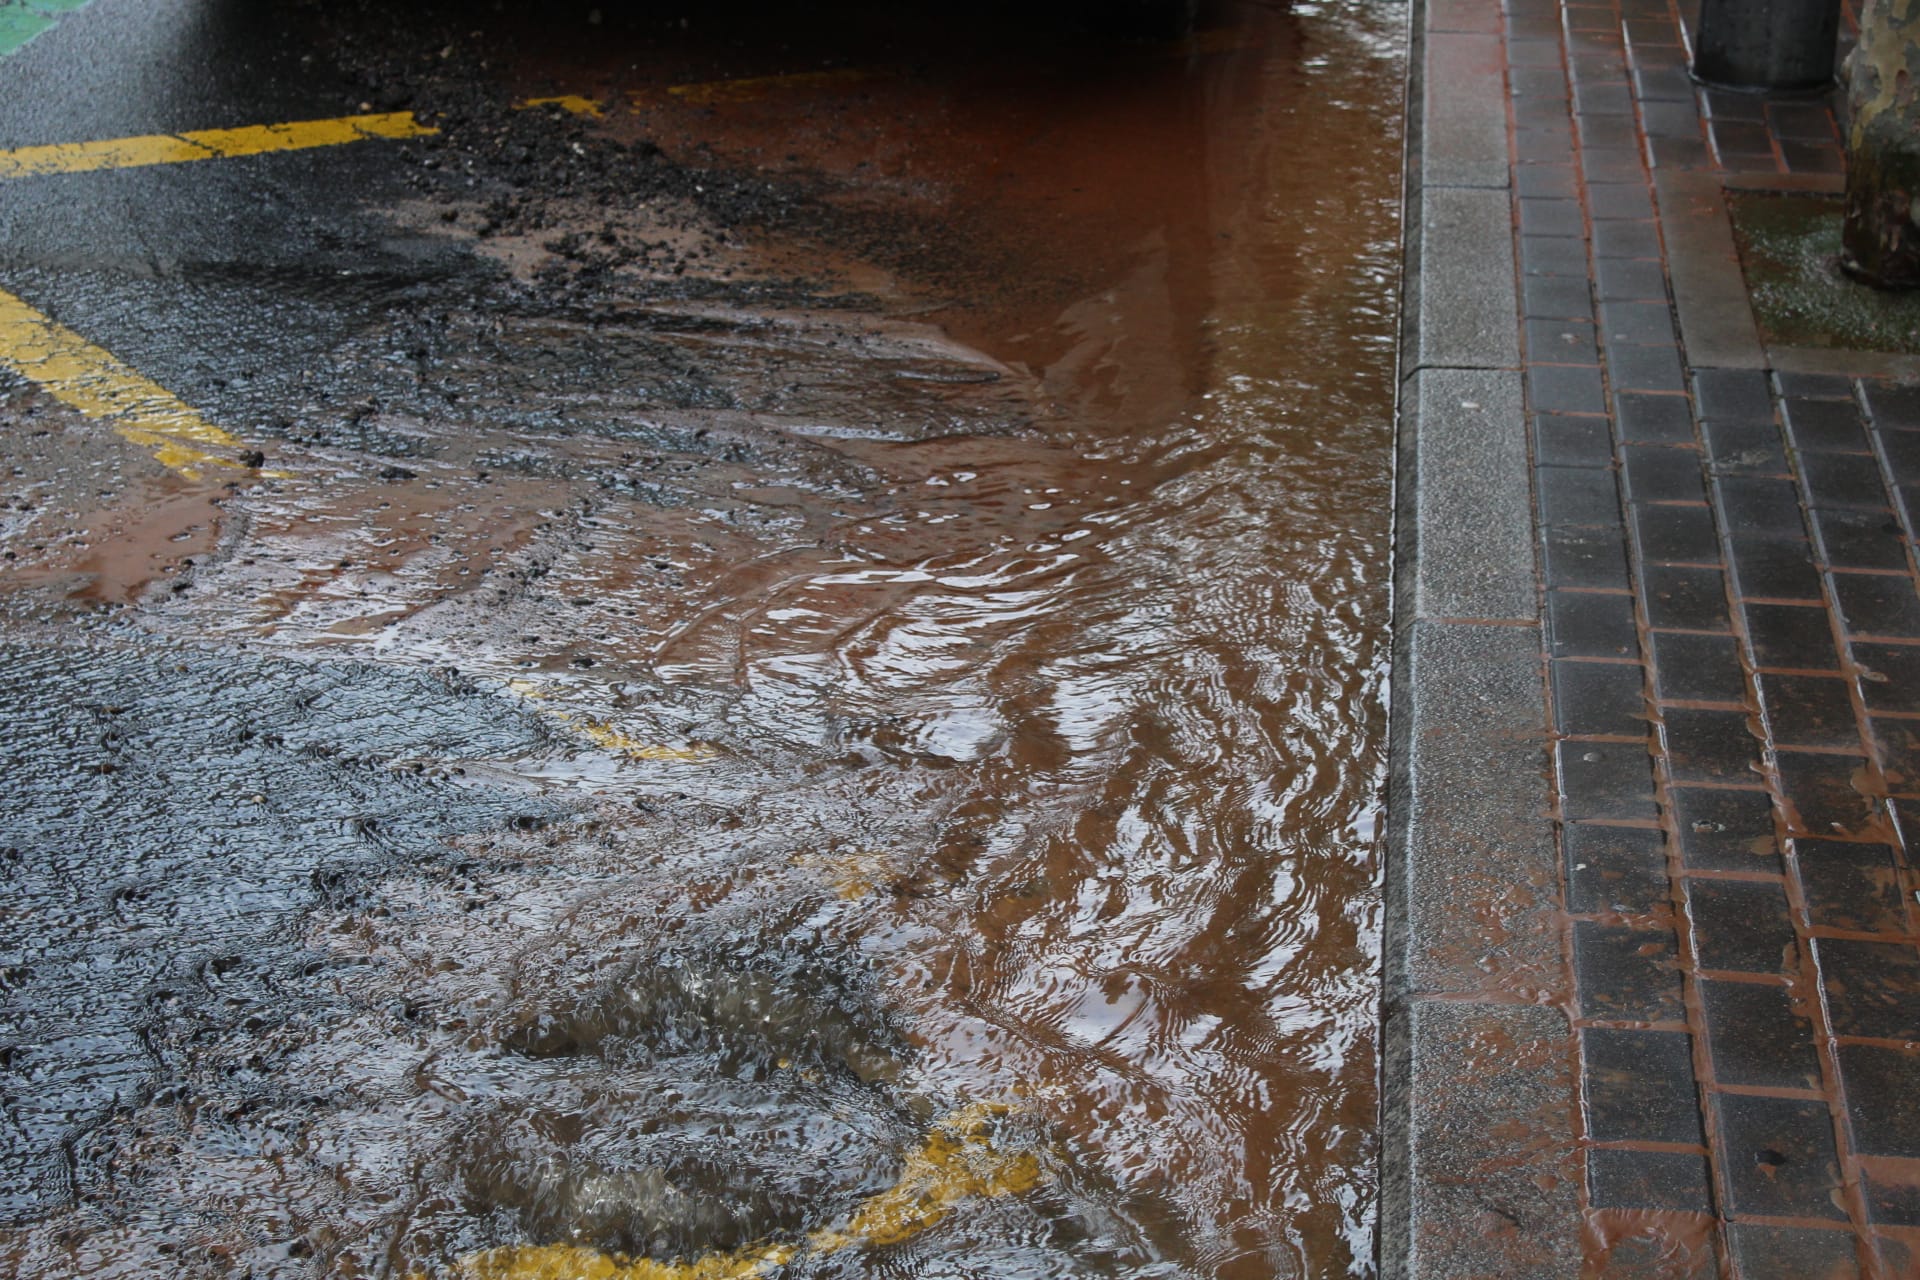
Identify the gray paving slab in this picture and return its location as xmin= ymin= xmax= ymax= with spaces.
xmin=1422 ymin=34 xmax=1512 ymax=190
xmin=1382 ymin=1001 xmax=1582 ymax=1280
xmin=1387 ymin=619 xmax=1560 ymax=1000
xmin=1410 ymin=187 xmax=1523 ymax=370
xmin=1401 ymin=368 xmax=1535 ymax=620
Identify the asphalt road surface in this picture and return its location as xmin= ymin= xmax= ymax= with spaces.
xmin=0 ymin=2 xmax=1404 ymax=1276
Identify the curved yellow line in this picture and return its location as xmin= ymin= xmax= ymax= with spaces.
xmin=441 ymin=1105 xmax=1044 ymax=1280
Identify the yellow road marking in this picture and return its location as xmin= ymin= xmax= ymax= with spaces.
xmin=516 ymin=95 xmax=606 ymax=117
xmin=444 ymin=1104 xmax=1044 ymax=1279
xmin=665 ymin=68 xmax=883 ymax=105
xmin=789 ymin=848 xmax=892 ymax=900
xmin=0 ymin=286 xmax=266 ymax=479
xmin=0 ymin=111 xmax=435 ymax=179
xmin=506 ymin=678 xmax=719 ymax=763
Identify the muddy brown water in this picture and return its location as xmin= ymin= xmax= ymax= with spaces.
xmin=0 ymin=0 xmax=1403 ymax=1275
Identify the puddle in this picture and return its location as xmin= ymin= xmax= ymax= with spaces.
xmin=0 ymin=0 xmax=1404 ymax=1274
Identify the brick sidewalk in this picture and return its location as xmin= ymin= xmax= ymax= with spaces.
xmin=1388 ymin=0 xmax=1920 ymax=1275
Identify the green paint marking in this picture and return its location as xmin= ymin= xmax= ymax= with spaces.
xmin=0 ymin=0 xmax=94 ymax=59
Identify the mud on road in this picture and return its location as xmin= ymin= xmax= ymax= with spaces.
xmin=0 ymin=0 xmax=1405 ymax=1275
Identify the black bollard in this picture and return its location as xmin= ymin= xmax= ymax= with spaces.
xmin=1692 ymin=0 xmax=1842 ymax=92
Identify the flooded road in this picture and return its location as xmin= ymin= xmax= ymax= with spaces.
xmin=0 ymin=0 xmax=1404 ymax=1275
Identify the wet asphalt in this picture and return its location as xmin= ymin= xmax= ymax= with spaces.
xmin=0 ymin=1 xmax=1404 ymax=1276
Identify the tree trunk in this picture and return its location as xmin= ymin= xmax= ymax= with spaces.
xmin=1843 ymin=0 xmax=1920 ymax=288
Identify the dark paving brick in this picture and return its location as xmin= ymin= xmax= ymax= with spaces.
xmin=1522 ymin=233 xmax=1591 ymax=276
xmin=1694 ymin=368 xmax=1775 ymax=422
xmin=1651 ymin=632 xmax=1746 ymax=704
xmin=1892 ymin=481 xmax=1920 ymax=530
xmin=1686 ymin=877 xmax=1799 ymax=974
xmin=1873 ymin=718 xmax=1920 ymax=794
xmin=1582 ymin=1027 xmax=1703 ymax=1142
xmin=1516 ymin=128 xmax=1576 ymax=165
xmin=1633 ymin=64 xmax=1697 ymax=102
xmin=1758 ymin=673 xmax=1861 ymax=750
xmin=1554 ymin=659 xmax=1647 ymax=736
xmin=1673 ymin=787 xmax=1781 ymax=872
xmin=1574 ymin=80 xmax=1634 ymax=114
xmin=1743 ymin=603 xmax=1841 ymax=671
xmin=1769 ymin=102 xmax=1839 ymax=141
xmin=1662 ymin=707 xmax=1761 ymax=783
xmin=1598 ymin=299 xmax=1678 ymax=347
xmin=1621 ymin=445 xmax=1704 ymax=504
xmin=1783 ymin=397 xmax=1870 ymax=454
xmin=1608 ymin=341 xmax=1686 ymax=392
xmin=1559 ymin=739 xmax=1659 ymax=818
xmin=1527 ymin=317 xmax=1600 ymax=365
xmin=1702 ymin=418 xmax=1788 ymax=477
xmin=1774 ymin=371 xmax=1857 ymax=400
xmin=1648 ymin=136 xmax=1711 ymax=169
xmin=1574 ymin=117 xmax=1635 ymax=157
xmin=1616 ymin=391 xmax=1695 ymax=443
xmin=1833 ymin=572 xmax=1920 ymax=639
xmin=1545 ymin=524 xmax=1632 ymax=589
xmin=1592 ymin=219 xmax=1663 ymax=261
xmin=1639 ymin=99 xmax=1703 ymax=140
xmin=1538 ymin=465 xmax=1624 ymax=528
xmin=1782 ymin=141 xmax=1844 ymax=175
xmin=1880 ymin=428 xmax=1920 ymax=485
xmin=1699 ymin=979 xmax=1823 ymax=1089
xmin=1550 ymin=589 xmax=1640 ymax=658
xmin=1519 ymin=197 xmax=1586 ymax=238
xmin=1863 ymin=383 xmax=1920 ymax=431
xmin=1855 ymin=642 xmax=1920 ymax=712
xmin=1566 ymin=822 xmax=1671 ymax=914
xmin=1776 ymin=752 xmax=1878 ymax=837
xmin=1839 ymin=1043 xmax=1920 ymax=1159
xmin=1574 ymin=919 xmax=1684 ymax=1020
xmin=1702 ymin=90 xmax=1768 ymax=123
xmin=1641 ymin=564 xmax=1730 ymax=631
xmin=1817 ymin=938 xmax=1920 ymax=1040
xmin=1512 ymin=68 xmax=1572 ymax=101
xmin=1524 ymin=272 xmax=1596 ymax=319
xmin=1725 ymin=1225 xmax=1861 ymax=1280
xmin=1714 ymin=1093 xmax=1847 ymax=1220
xmin=1531 ymin=363 xmax=1608 ymax=415
xmin=1507 ymin=36 xmax=1565 ymax=66
xmin=1728 ymin=535 xmax=1823 ymax=602
xmin=1535 ymin=412 xmax=1615 ymax=467
xmin=1861 ymin=1159 xmax=1920 ymax=1227
xmin=1715 ymin=476 xmax=1807 ymax=537
xmin=1812 ymin=507 xmax=1910 ymax=572
xmin=1588 ymin=181 xmax=1656 ymax=220
xmin=1710 ymin=119 xmax=1776 ymax=161
xmin=1635 ymin=503 xmax=1720 ymax=564
xmin=1875 ymin=1229 xmax=1920 ymax=1280
xmin=1570 ymin=53 xmax=1628 ymax=84
xmin=1595 ymin=256 xmax=1668 ymax=300
xmin=1804 ymin=451 xmax=1894 ymax=511
xmin=1796 ymin=839 xmax=1908 ymax=933
xmin=1588 ymin=1148 xmax=1714 ymax=1212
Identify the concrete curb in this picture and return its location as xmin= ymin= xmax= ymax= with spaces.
xmin=1381 ymin=0 xmax=1583 ymax=1272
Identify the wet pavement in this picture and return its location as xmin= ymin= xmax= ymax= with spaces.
xmin=0 ymin=1 xmax=1403 ymax=1277
xmin=1393 ymin=0 xmax=1920 ymax=1272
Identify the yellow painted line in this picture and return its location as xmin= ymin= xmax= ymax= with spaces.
xmin=506 ymin=678 xmax=719 ymax=763
xmin=443 ymin=1104 xmax=1044 ymax=1280
xmin=516 ymin=95 xmax=605 ymax=118
xmin=0 ymin=286 xmax=267 ymax=479
xmin=789 ymin=848 xmax=891 ymax=900
xmin=0 ymin=111 xmax=435 ymax=179
xmin=665 ymin=68 xmax=883 ymax=105
xmin=576 ymin=721 xmax=719 ymax=762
